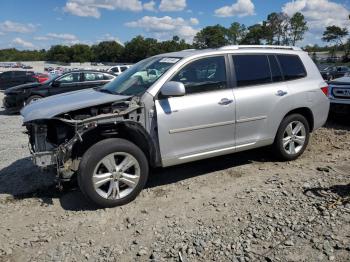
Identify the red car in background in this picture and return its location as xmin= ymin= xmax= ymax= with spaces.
xmin=33 ymin=73 xmax=49 ymax=83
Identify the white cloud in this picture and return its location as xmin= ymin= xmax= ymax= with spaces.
xmin=282 ymin=0 xmax=350 ymax=46
xmin=190 ymin=17 xmax=199 ymax=25
xmin=282 ymin=0 xmax=349 ymax=31
xmin=143 ymin=1 xmax=156 ymax=11
xmin=64 ymin=0 xmax=143 ymax=18
xmin=125 ymin=15 xmax=198 ymax=42
xmin=159 ymin=0 xmax=186 ymax=12
xmin=33 ymin=36 xmax=50 ymax=41
xmin=47 ymin=33 xmax=78 ymax=41
xmin=12 ymin=37 xmax=35 ymax=49
xmin=0 ymin=32 xmax=4 ymax=36
xmin=215 ymin=0 xmax=255 ymax=17
xmin=0 ymin=20 xmax=37 ymax=33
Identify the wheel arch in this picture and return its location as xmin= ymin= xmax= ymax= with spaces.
xmin=72 ymin=121 xmax=161 ymax=168
xmin=283 ymin=107 xmax=314 ymax=132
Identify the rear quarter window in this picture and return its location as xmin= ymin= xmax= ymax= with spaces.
xmin=277 ymin=55 xmax=306 ymax=81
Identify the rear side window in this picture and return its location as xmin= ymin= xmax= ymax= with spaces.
xmin=233 ymin=55 xmax=271 ymax=87
xmin=277 ymin=55 xmax=306 ymax=80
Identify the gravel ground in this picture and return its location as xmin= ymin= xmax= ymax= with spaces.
xmin=0 ymin=91 xmax=349 ymax=262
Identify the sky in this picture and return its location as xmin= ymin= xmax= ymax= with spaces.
xmin=0 ymin=0 xmax=349 ymax=50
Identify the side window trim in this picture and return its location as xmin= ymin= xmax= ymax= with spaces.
xmin=268 ymin=54 xmax=285 ymax=82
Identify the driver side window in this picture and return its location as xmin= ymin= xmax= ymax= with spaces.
xmin=170 ymin=56 xmax=227 ymax=95
xmin=58 ymin=73 xmax=81 ymax=84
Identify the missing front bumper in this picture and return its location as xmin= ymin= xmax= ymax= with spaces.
xmin=31 ymin=151 xmax=57 ymax=167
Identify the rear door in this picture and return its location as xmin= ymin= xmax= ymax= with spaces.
xmin=231 ymin=54 xmax=290 ymax=146
xmin=155 ymin=55 xmax=236 ymax=165
xmin=49 ymin=72 xmax=82 ymax=96
xmin=81 ymin=72 xmax=111 ymax=89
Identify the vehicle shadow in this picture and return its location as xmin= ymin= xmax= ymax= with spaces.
xmin=303 ymin=183 xmax=350 ymax=205
xmin=325 ymin=114 xmax=350 ymax=131
xmin=146 ymin=147 xmax=273 ymax=189
xmin=0 ymin=148 xmax=275 ymax=211
xmin=0 ymin=107 xmax=18 ymax=116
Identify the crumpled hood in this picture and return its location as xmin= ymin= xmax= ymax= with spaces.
xmin=5 ymin=82 xmax=41 ymax=94
xmin=21 ymin=88 xmax=130 ymax=123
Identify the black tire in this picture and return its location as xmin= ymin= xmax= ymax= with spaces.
xmin=26 ymin=95 xmax=42 ymax=105
xmin=273 ymin=114 xmax=310 ymax=161
xmin=78 ymin=138 xmax=149 ymax=208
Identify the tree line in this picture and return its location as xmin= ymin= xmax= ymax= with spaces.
xmin=0 ymin=11 xmax=309 ymax=63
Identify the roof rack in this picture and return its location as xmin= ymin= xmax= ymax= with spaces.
xmin=219 ymin=45 xmax=302 ymax=51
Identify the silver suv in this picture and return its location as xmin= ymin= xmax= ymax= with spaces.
xmin=21 ymin=45 xmax=330 ymax=207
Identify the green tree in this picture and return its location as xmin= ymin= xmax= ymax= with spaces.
xmin=322 ymin=26 xmax=348 ymax=45
xmin=69 ymin=44 xmax=93 ymax=62
xmin=193 ymin=25 xmax=229 ymax=48
xmin=289 ymin=12 xmax=308 ymax=45
xmin=227 ymin=22 xmax=246 ymax=45
xmin=263 ymin=12 xmax=289 ymax=45
xmin=122 ymin=36 xmax=159 ymax=63
xmin=91 ymin=41 xmax=124 ymax=62
xmin=241 ymin=24 xmax=264 ymax=44
xmin=46 ymin=45 xmax=71 ymax=63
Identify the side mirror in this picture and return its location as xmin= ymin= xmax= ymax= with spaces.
xmin=52 ymin=80 xmax=60 ymax=87
xmin=160 ymin=81 xmax=185 ymax=97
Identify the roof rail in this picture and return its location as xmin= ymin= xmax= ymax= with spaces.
xmin=219 ymin=45 xmax=302 ymax=51
xmin=180 ymin=49 xmax=196 ymax=52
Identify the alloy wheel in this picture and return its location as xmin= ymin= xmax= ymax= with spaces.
xmin=282 ymin=121 xmax=306 ymax=155
xmin=92 ymin=152 xmax=141 ymax=200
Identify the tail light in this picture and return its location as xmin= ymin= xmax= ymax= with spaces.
xmin=321 ymin=85 xmax=329 ymax=96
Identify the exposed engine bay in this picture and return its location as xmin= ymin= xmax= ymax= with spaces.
xmin=25 ymin=96 xmax=155 ymax=181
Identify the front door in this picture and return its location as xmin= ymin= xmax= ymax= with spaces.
xmin=155 ymin=55 xmax=236 ymax=166
xmin=49 ymin=72 xmax=82 ymax=95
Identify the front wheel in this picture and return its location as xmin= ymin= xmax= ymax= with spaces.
xmin=273 ymin=114 xmax=310 ymax=161
xmin=78 ymin=138 xmax=149 ymax=208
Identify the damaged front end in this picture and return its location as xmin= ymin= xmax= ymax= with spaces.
xmin=24 ymin=97 xmax=146 ymax=181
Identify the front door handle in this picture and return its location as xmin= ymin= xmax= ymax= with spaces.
xmin=276 ymin=90 xmax=288 ymax=96
xmin=218 ymin=98 xmax=233 ymax=105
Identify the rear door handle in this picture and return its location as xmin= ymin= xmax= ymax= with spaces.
xmin=218 ymin=98 xmax=233 ymax=105
xmin=276 ymin=90 xmax=288 ymax=96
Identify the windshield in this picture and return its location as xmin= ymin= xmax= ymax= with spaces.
xmin=100 ymin=56 xmax=181 ymax=96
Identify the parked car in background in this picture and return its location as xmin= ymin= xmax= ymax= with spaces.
xmin=33 ymin=73 xmax=49 ymax=83
xmin=21 ymin=45 xmax=329 ymax=207
xmin=3 ymin=70 xmax=116 ymax=112
xmin=320 ymin=66 xmax=350 ymax=81
xmin=328 ymin=76 xmax=350 ymax=114
xmin=0 ymin=71 xmax=36 ymax=90
xmin=107 ymin=65 xmax=132 ymax=76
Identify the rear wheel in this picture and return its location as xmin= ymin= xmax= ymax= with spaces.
xmin=78 ymin=138 xmax=149 ymax=208
xmin=273 ymin=114 xmax=310 ymax=161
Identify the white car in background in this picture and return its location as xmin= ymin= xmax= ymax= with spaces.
xmin=107 ymin=65 xmax=132 ymax=76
